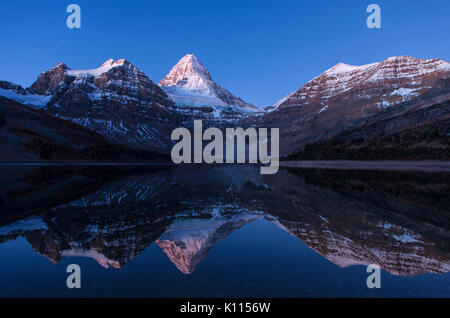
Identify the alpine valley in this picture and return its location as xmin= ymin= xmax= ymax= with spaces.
xmin=1 ymin=54 xmax=449 ymax=161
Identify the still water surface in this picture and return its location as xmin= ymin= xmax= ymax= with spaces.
xmin=0 ymin=165 xmax=448 ymax=297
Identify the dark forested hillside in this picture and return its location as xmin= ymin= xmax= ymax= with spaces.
xmin=0 ymin=97 xmax=170 ymax=162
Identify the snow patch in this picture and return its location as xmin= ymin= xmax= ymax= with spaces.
xmin=318 ymin=105 xmax=328 ymax=114
xmin=0 ymin=88 xmax=51 ymax=108
xmin=61 ymin=249 xmax=121 ymax=269
xmin=0 ymin=217 xmax=48 ymax=235
xmin=390 ymin=87 xmax=419 ymax=97
xmin=66 ymin=59 xmax=126 ymax=78
xmin=325 ymin=62 xmax=379 ymax=76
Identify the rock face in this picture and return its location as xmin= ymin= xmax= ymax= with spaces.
xmin=47 ymin=59 xmax=171 ymax=109
xmin=0 ymin=81 xmax=26 ymax=95
xmin=32 ymin=59 xmax=180 ymax=153
xmin=273 ymin=56 xmax=449 ymax=112
xmin=260 ymin=56 xmax=450 ymax=155
xmin=159 ymin=54 xmax=261 ymax=120
xmin=29 ymin=62 xmax=69 ymax=95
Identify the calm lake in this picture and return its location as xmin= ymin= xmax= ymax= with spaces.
xmin=0 ymin=164 xmax=449 ymax=297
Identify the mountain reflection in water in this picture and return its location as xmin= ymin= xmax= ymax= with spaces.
xmin=0 ymin=165 xmax=449 ymax=297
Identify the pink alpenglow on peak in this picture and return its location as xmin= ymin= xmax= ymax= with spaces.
xmin=159 ymin=54 xmax=260 ymax=114
xmin=66 ymin=58 xmax=130 ymax=77
xmin=159 ymin=54 xmax=213 ymax=90
xmin=272 ymin=55 xmax=450 ymax=111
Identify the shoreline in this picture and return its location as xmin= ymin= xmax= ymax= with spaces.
xmin=1 ymin=160 xmax=450 ymax=172
xmin=280 ymin=161 xmax=450 ymax=172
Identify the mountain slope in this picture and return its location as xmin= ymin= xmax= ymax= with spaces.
xmin=31 ymin=59 xmax=180 ymax=153
xmin=0 ymin=97 xmax=169 ymax=161
xmin=286 ymin=99 xmax=450 ymax=160
xmin=261 ymin=56 xmax=450 ymax=156
xmin=273 ymin=56 xmax=449 ymax=111
xmin=0 ymin=80 xmax=51 ymax=108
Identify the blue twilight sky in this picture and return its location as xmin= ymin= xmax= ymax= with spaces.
xmin=0 ymin=0 xmax=449 ymax=107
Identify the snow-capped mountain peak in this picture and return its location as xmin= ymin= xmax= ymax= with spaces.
xmin=266 ymin=55 xmax=450 ymax=156
xmin=66 ymin=58 xmax=129 ymax=77
xmin=273 ymin=55 xmax=450 ymax=111
xmin=158 ymin=54 xmax=260 ymax=116
xmin=159 ymin=54 xmax=221 ymax=98
xmin=323 ymin=61 xmax=378 ymax=76
xmin=158 ymin=54 xmax=213 ymax=92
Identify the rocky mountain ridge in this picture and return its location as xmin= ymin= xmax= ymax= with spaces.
xmin=1 ymin=54 xmax=449 ymax=159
